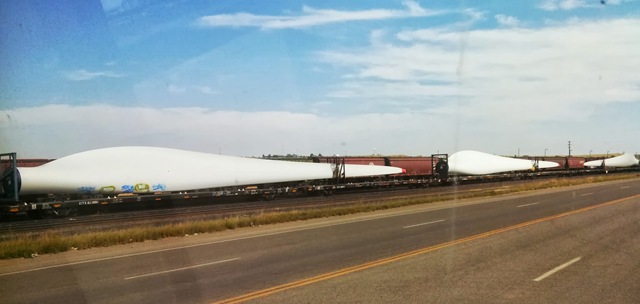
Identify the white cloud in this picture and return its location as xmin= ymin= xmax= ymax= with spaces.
xmin=100 ymin=0 xmax=123 ymax=12
xmin=0 ymin=104 xmax=460 ymax=158
xmin=198 ymin=1 xmax=444 ymax=29
xmin=461 ymin=8 xmax=486 ymax=25
xmin=2 ymin=102 xmax=636 ymax=159
xmin=319 ymin=18 xmax=640 ymax=125
xmin=166 ymin=84 xmax=218 ymax=95
xmin=167 ymin=84 xmax=186 ymax=93
xmin=539 ymin=0 xmax=586 ymax=11
xmin=194 ymin=86 xmax=218 ymax=95
xmin=402 ymin=0 xmax=428 ymax=15
xmin=495 ymin=14 xmax=521 ymax=27
xmin=537 ymin=0 xmax=628 ymax=10
xmin=64 ymin=69 xmax=124 ymax=81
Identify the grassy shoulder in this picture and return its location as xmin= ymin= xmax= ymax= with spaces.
xmin=1 ymin=173 xmax=638 ymax=259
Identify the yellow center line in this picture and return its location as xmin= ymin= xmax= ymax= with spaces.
xmin=213 ymin=194 xmax=640 ymax=304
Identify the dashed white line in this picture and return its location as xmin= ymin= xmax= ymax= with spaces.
xmin=124 ymin=257 xmax=240 ymax=280
xmin=403 ymin=219 xmax=445 ymax=229
xmin=579 ymin=193 xmax=594 ymax=196
xmin=533 ymin=257 xmax=582 ymax=282
xmin=620 ymin=186 xmax=630 ymax=189
xmin=517 ymin=202 xmax=540 ymax=208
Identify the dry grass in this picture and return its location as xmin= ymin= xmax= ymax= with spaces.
xmin=1 ymin=173 xmax=637 ymax=259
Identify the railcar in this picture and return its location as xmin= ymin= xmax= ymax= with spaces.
xmin=3 ymin=149 xmax=639 ymax=219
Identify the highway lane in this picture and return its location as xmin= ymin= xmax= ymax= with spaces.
xmin=248 ymin=189 xmax=640 ymax=303
xmin=0 ymin=178 xmax=638 ymax=303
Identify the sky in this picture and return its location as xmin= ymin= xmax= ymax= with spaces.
xmin=1 ymin=0 xmax=639 ymax=158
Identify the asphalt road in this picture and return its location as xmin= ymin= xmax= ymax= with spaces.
xmin=1 ymin=178 xmax=638 ymax=304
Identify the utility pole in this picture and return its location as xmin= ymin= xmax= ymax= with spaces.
xmin=568 ymin=141 xmax=572 ymax=156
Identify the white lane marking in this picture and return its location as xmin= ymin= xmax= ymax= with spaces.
xmin=533 ymin=257 xmax=582 ymax=282
xmin=517 ymin=202 xmax=540 ymax=208
xmin=124 ymin=257 xmax=240 ymax=280
xmin=579 ymin=193 xmax=594 ymax=196
xmin=403 ymin=219 xmax=445 ymax=229
xmin=620 ymin=186 xmax=630 ymax=189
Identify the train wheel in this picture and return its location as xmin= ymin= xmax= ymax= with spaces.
xmin=57 ymin=207 xmax=78 ymax=217
xmin=26 ymin=209 xmax=55 ymax=220
xmin=262 ymin=193 xmax=278 ymax=201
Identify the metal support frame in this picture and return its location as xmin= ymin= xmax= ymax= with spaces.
xmin=0 ymin=152 xmax=19 ymax=203
xmin=431 ymin=153 xmax=449 ymax=179
xmin=327 ymin=156 xmax=346 ymax=184
xmin=531 ymin=157 xmax=540 ymax=171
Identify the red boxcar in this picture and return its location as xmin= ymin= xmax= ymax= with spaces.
xmin=1 ymin=159 xmax=53 ymax=172
xmin=566 ymin=157 xmax=585 ymax=169
xmin=538 ymin=157 xmax=585 ymax=169
xmin=315 ymin=156 xmax=435 ymax=176
xmin=343 ymin=157 xmax=387 ymax=166
xmin=314 ymin=157 xmax=386 ymax=166
xmin=540 ymin=157 xmax=566 ymax=169
xmin=387 ymin=157 xmax=434 ymax=176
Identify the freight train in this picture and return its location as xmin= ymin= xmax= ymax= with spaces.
xmin=1 ymin=147 xmax=638 ymax=219
xmin=316 ymin=153 xmax=639 ymax=174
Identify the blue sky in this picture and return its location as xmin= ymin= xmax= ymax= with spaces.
xmin=1 ymin=0 xmax=639 ymax=158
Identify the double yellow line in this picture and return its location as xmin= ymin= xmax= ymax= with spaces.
xmin=214 ymin=193 xmax=640 ymax=304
